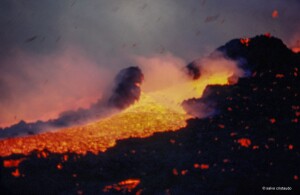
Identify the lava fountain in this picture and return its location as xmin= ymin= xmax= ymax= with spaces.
xmin=0 ymin=54 xmax=242 ymax=157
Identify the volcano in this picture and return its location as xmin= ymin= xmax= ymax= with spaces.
xmin=1 ymin=35 xmax=300 ymax=194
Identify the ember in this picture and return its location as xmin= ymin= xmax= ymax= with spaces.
xmin=181 ymin=169 xmax=188 ymax=175
xmin=200 ymin=164 xmax=209 ymax=169
xmin=194 ymin=163 xmax=209 ymax=170
xmin=56 ymin=163 xmax=63 ymax=170
xmin=275 ymin=74 xmax=285 ymax=78
xmin=269 ymin=118 xmax=276 ymax=124
xmin=272 ymin=10 xmax=279 ymax=18
xmin=237 ymin=138 xmax=251 ymax=148
xmin=172 ymin=168 xmax=179 ymax=176
xmin=3 ymin=158 xmax=26 ymax=168
xmin=218 ymin=124 xmax=225 ymax=129
xmin=11 ymin=168 xmax=21 ymax=177
xmin=240 ymin=38 xmax=250 ymax=46
xmin=223 ymin=159 xmax=230 ymax=163
xmin=103 ymin=179 xmax=140 ymax=193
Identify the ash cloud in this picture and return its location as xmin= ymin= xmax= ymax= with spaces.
xmin=185 ymin=62 xmax=201 ymax=80
xmin=108 ymin=67 xmax=144 ymax=109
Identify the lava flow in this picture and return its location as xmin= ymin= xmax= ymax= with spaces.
xmin=0 ymin=62 xmax=238 ymax=157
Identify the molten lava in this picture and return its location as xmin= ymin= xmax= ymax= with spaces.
xmin=11 ymin=169 xmax=21 ymax=177
xmin=3 ymin=158 xmax=26 ymax=168
xmin=240 ymin=38 xmax=251 ymax=47
xmin=0 ymin=65 xmax=237 ymax=157
xmin=237 ymin=138 xmax=251 ymax=148
xmin=103 ymin=179 xmax=140 ymax=193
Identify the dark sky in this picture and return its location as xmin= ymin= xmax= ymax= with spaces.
xmin=1 ymin=0 xmax=300 ymax=127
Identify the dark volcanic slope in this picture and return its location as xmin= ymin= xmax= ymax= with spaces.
xmin=1 ymin=35 xmax=300 ymax=195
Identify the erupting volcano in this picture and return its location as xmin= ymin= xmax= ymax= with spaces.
xmin=2 ymin=32 xmax=300 ymax=195
xmin=2 ymin=0 xmax=300 ymax=193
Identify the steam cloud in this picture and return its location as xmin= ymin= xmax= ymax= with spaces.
xmin=135 ymin=53 xmax=188 ymax=92
xmin=0 ymin=66 xmax=144 ymax=139
xmin=182 ymin=52 xmax=246 ymax=118
xmin=0 ymin=48 xmax=113 ymax=128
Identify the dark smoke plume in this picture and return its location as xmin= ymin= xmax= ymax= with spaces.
xmin=0 ymin=66 xmax=144 ymax=139
xmin=108 ymin=66 xmax=144 ymax=109
xmin=185 ymin=61 xmax=201 ymax=80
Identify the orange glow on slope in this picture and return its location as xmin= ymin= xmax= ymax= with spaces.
xmin=292 ymin=47 xmax=300 ymax=53
xmin=0 ymin=64 xmax=237 ymax=157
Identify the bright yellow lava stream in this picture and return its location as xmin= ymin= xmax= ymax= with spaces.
xmin=0 ymin=73 xmax=230 ymax=157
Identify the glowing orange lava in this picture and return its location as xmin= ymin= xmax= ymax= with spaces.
xmin=0 ymin=66 xmax=236 ymax=157
xmin=11 ymin=169 xmax=21 ymax=177
xmin=193 ymin=163 xmax=209 ymax=169
xmin=56 ymin=163 xmax=63 ymax=170
xmin=237 ymin=138 xmax=251 ymax=148
xmin=3 ymin=158 xmax=26 ymax=168
xmin=292 ymin=47 xmax=300 ymax=53
xmin=240 ymin=38 xmax=251 ymax=47
xmin=103 ymin=179 xmax=140 ymax=193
